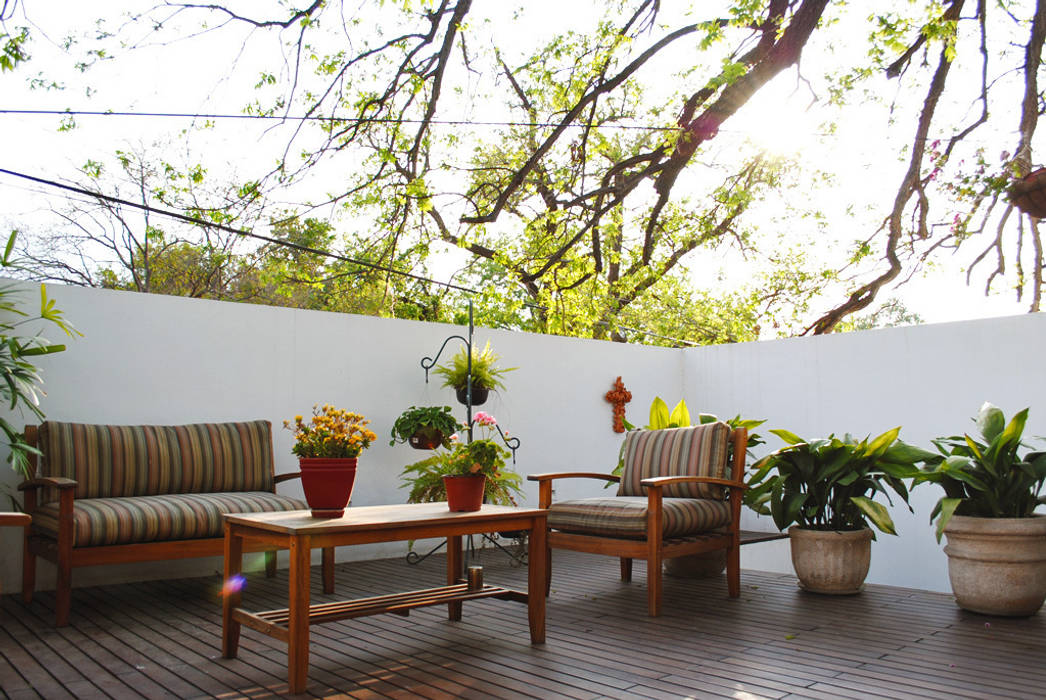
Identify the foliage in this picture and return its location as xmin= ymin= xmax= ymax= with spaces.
xmin=433 ymin=341 xmax=516 ymax=391
xmin=284 ymin=404 xmax=377 ymax=459
xmin=400 ymin=411 xmax=521 ymax=505
xmin=388 ymin=405 xmax=462 ymax=447
xmin=0 ymin=231 xmax=80 ymax=477
xmin=748 ymin=428 xmax=925 ymax=536
xmin=913 ymin=403 xmax=1046 ymax=542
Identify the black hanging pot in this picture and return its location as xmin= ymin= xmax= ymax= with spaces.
xmin=455 ymin=385 xmax=489 ymax=406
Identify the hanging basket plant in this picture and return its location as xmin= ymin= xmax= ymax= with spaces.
xmin=1009 ymin=168 xmax=1046 ymax=218
xmin=389 ymin=406 xmax=462 ymax=450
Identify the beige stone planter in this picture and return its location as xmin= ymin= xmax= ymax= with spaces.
xmin=789 ymin=526 xmax=872 ymax=595
xmin=943 ymin=515 xmax=1046 ymax=617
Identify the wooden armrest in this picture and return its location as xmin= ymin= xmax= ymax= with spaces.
xmin=0 ymin=513 xmax=31 ymax=527
xmin=527 ymin=472 xmax=621 ymax=483
xmin=18 ymin=477 xmax=78 ymax=491
xmin=640 ymin=476 xmax=746 ymax=490
xmin=274 ymin=472 xmax=303 ymax=484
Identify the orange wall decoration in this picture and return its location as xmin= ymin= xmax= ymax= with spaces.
xmin=604 ymin=376 xmax=632 ymax=433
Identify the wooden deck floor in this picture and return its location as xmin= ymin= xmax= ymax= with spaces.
xmin=2 ymin=547 xmax=1044 ymax=699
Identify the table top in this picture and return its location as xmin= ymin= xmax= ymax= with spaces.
xmin=223 ymin=502 xmax=546 ymax=535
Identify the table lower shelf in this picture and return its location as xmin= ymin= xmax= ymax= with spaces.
xmin=232 ymin=582 xmax=527 ymax=642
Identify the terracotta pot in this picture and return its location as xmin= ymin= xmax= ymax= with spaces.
xmin=408 ymin=427 xmax=444 ymax=450
xmin=443 ymin=474 xmax=485 ymax=512
xmin=299 ymin=457 xmax=357 ymax=518
xmin=788 ymin=526 xmax=872 ymax=595
xmin=455 ymin=385 xmax=489 ymax=406
xmin=943 ymin=514 xmax=1046 ymax=617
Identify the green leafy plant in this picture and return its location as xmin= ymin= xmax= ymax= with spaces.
xmin=748 ymin=428 xmax=925 ymax=536
xmin=389 ymin=405 xmax=462 ymax=447
xmin=399 ymin=412 xmax=522 ymax=505
xmin=913 ymin=403 xmax=1046 ymax=542
xmin=1 ymin=231 xmax=80 ymax=477
xmin=433 ymin=341 xmax=515 ymax=391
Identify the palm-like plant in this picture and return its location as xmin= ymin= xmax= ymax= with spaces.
xmin=748 ymin=428 xmax=928 ymax=536
xmin=914 ymin=403 xmax=1046 ymax=541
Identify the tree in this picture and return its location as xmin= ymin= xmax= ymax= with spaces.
xmin=13 ymin=1 xmax=1046 ymax=342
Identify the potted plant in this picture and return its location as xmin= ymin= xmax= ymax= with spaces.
xmin=433 ymin=341 xmax=515 ymax=406
xmin=400 ymin=412 xmax=521 ymax=511
xmin=748 ymin=427 xmax=923 ymax=594
xmin=389 ymin=405 xmax=462 ymax=450
xmin=913 ymin=402 xmax=1046 ymax=616
xmin=285 ymin=404 xmax=377 ymax=517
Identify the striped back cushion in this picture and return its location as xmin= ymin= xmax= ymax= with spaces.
xmin=617 ymin=423 xmax=730 ymax=499
xmin=36 ymin=421 xmax=275 ymax=499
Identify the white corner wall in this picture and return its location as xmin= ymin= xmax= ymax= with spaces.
xmin=2 ymin=280 xmax=1043 ymax=596
xmin=0 ymin=281 xmax=681 ymax=594
xmin=684 ymin=314 xmax=1046 ymax=592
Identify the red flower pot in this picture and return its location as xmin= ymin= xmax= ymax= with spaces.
xmin=299 ymin=457 xmax=357 ymax=518
xmin=443 ymin=474 xmax=485 ymax=512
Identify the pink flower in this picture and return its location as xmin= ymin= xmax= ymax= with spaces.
xmin=474 ymin=411 xmax=497 ymax=427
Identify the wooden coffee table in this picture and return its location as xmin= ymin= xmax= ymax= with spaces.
xmin=221 ymin=503 xmax=547 ymax=693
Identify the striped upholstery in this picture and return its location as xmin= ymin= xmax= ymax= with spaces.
xmin=548 ymin=497 xmax=731 ymax=539
xmin=31 ymin=492 xmax=304 ymax=547
xmin=618 ymin=423 xmax=730 ymax=499
xmin=36 ymin=421 xmax=275 ymax=500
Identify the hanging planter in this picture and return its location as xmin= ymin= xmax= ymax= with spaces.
xmin=1009 ymin=168 xmax=1046 ymax=218
xmin=455 ymin=385 xmax=489 ymax=406
xmin=389 ymin=406 xmax=461 ymax=450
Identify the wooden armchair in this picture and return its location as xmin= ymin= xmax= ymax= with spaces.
xmin=528 ymin=422 xmax=746 ymax=617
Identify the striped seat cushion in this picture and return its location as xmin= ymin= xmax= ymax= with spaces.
xmin=30 ymin=492 xmax=305 ymax=547
xmin=37 ymin=421 xmax=275 ymax=499
xmin=618 ymin=423 xmax=730 ymax=499
xmin=548 ymin=496 xmax=731 ymax=539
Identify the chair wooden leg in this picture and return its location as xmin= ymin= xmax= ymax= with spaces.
xmin=620 ymin=557 xmax=632 ymax=582
xmin=544 ymin=546 xmax=552 ymax=596
xmin=322 ymin=547 xmax=335 ymax=594
xmin=264 ymin=550 xmax=277 ymax=577
xmin=647 ymin=555 xmax=662 ymax=617
xmin=727 ymin=544 xmax=740 ymax=598
xmin=55 ymin=557 xmax=72 ymax=627
xmin=21 ymin=536 xmax=35 ymax=604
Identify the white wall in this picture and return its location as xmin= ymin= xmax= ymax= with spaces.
xmin=0 ymin=281 xmax=679 ymax=593
xmin=2 ymin=281 xmax=1043 ymax=596
xmin=684 ymin=314 xmax=1046 ymax=592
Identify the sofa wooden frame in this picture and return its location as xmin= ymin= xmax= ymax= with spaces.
xmin=528 ymin=427 xmax=747 ymax=617
xmin=19 ymin=424 xmax=335 ymax=626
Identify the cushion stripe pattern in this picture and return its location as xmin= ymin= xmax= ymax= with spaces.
xmin=618 ymin=423 xmax=730 ymax=499
xmin=36 ymin=421 xmax=275 ymax=499
xmin=548 ymin=496 xmax=731 ymax=539
xmin=31 ymin=492 xmax=304 ymax=547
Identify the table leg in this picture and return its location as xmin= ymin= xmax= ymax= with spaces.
xmin=287 ymin=535 xmax=311 ymax=694
xmin=447 ymin=534 xmax=462 ymax=621
xmin=527 ymin=517 xmax=547 ymax=644
xmin=222 ymin=522 xmax=243 ymax=659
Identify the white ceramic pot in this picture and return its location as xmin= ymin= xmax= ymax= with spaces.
xmin=943 ymin=514 xmax=1046 ymax=617
xmin=788 ymin=526 xmax=872 ymax=595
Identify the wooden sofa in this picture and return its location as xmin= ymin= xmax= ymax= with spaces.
xmin=19 ymin=419 xmax=334 ymax=626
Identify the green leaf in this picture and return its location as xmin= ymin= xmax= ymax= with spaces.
xmin=649 ymin=397 xmax=670 ymax=430
xmin=770 ymin=429 xmax=805 ymax=446
xmin=851 ymin=496 xmax=896 ymax=535
xmin=865 ymin=427 xmax=900 ymax=457
xmin=934 ymin=498 xmax=962 ymax=543
xmin=975 ymin=403 xmax=1005 ymax=442
xmin=668 ymin=399 xmax=691 ymax=428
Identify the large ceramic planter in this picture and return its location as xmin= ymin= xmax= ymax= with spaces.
xmin=789 ymin=526 xmax=872 ymax=595
xmin=942 ymin=514 xmax=1046 ymax=617
xmin=299 ymin=457 xmax=357 ymax=518
xmin=444 ymin=474 xmax=485 ymax=512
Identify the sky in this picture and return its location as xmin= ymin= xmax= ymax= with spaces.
xmin=0 ymin=1 xmax=1034 ymax=334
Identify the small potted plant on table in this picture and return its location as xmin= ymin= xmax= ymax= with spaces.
xmin=433 ymin=341 xmax=515 ymax=406
xmin=913 ymin=402 xmax=1046 ymax=616
xmin=389 ymin=406 xmax=462 ymax=450
xmin=748 ymin=427 xmax=924 ymax=594
xmin=285 ymin=404 xmax=377 ymax=517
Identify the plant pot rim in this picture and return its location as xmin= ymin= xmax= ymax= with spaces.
xmin=944 ymin=513 xmax=1046 ymax=535
xmin=788 ymin=525 xmax=873 ymax=539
